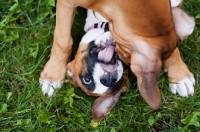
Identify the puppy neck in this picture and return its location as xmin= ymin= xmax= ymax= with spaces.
xmin=81 ymin=10 xmax=109 ymax=45
xmin=84 ymin=9 xmax=108 ymax=32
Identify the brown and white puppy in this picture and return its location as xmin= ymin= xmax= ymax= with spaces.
xmin=67 ymin=10 xmax=128 ymax=121
xmin=40 ymin=0 xmax=195 ymax=121
xmin=41 ymin=9 xmax=127 ymax=121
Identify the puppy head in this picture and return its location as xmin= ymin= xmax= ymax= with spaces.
xmin=67 ymin=30 xmax=125 ymax=96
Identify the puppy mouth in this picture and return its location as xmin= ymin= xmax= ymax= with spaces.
xmin=90 ymin=39 xmax=119 ymax=72
xmin=98 ymin=45 xmax=116 ymax=63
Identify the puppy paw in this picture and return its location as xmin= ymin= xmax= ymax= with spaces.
xmin=166 ymin=64 xmax=195 ymax=97
xmin=170 ymin=0 xmax=182 ymax=7
xmin=169 ymin=77 xmax=195 ymax=97
xmin=40 ymin=58 xmax=67 ymax=96
xmin=39 ymin=79 xmax=62 ymax=97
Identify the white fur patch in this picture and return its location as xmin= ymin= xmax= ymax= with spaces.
xmin=84 ymin=9 xmax=108 ymax=32
xmin=92 ymin=64 xmax=109 ymax=94
xmin=95 ymin=32 xmax=112 ymax=46
xmin=92 ymin=60 xmax=123 ymax=94
xmin=81 ymin=9 xmax=110 ymax=45
xmin=39 ymin=78 xmax=62 ymax=97
xmin=80 ymin=29 xmax=104 ymax=44
xmin=170 ymin=0 xmax=182 ymax=7
xmin=94 ymin=12 xmax=108 ymax=22
xmin=169 ymin=77 xmax=195 ymax=97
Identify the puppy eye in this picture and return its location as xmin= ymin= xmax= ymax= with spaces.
xmin=82 ymin=77 xmax=92 ymax=84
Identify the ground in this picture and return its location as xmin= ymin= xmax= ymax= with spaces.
xmin=0 ymin=0 xmax=200 ymax=131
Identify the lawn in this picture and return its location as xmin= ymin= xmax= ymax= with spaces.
xmin=0 ymin=0 xmax=200 ymax=131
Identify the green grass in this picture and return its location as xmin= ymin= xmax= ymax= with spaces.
xmin=0 ymin=0 xmax=200 ymax=131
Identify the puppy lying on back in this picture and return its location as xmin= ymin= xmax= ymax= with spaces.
xmin=67 ymin=10 xmax=127 ymax=121
xmin=40 ymin=0 xmax=195 ymax=122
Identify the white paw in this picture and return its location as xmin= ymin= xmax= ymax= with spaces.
xmin=169 ymin=77 xmax=195 ymax=97
xmin=39 ymin=79 xmax=62 ymax=97
xmin=170 ymin=0 xmax=182 ymax=8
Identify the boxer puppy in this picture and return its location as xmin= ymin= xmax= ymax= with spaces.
xmin=40 ymin=0 xmax=195 ymax=121
xmin=67 ymin=10 xmax=128 ymax=121
xmin=41 ymin=9 xmax=127 ymax=121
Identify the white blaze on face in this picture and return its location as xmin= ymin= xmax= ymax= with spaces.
xmin=92 ymin=64 xmax=109 ymax=94
xmin=92 ymin=60 xmax=124 ymax=94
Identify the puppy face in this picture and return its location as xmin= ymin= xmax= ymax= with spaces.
xmin=67 ymin=31 xmax=124 ymax=96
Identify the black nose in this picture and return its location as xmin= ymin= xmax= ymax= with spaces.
xmin=100 ymin=73 xmax=117 ymax=87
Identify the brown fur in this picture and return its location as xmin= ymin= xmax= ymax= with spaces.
xmin=40 ymin=0 xmax=195 ymax=121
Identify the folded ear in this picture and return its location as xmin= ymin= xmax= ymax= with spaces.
xmin=130 ymin=52 xmax=162 ymax=110
xmin=92 ymin=86 xmax=126 ymax=121
xmin=172 ymin=7 xmax=195 ymax=40
xmin=67 ymin=61 xmax=74 ymax=77
xmin=66 ymin=60 xmax=80 ymax=87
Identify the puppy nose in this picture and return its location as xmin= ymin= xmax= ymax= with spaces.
xmin=100 ymin=75 xmax=117 ymax=87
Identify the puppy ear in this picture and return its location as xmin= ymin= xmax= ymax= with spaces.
xmin=172 ymin=7 xmax=195 ymax=40
xmin=130 ymin=52 xmax=162 ymax=110
xmin=67 ymin=61 xmax=74 ymax=76
xmin=92 ymin=87 xmax=126 ymax=121
xmin=66 ymin=60 xmax=79 ymax=87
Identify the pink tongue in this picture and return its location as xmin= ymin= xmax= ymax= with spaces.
xmin=98 ymin=46 xmax=114 ymax=63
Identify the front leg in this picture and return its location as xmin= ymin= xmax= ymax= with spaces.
xmin=40 ymin=0 xmax=77 ymax=96
xmin=164 ymin=48 xmax=195 ymax=96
